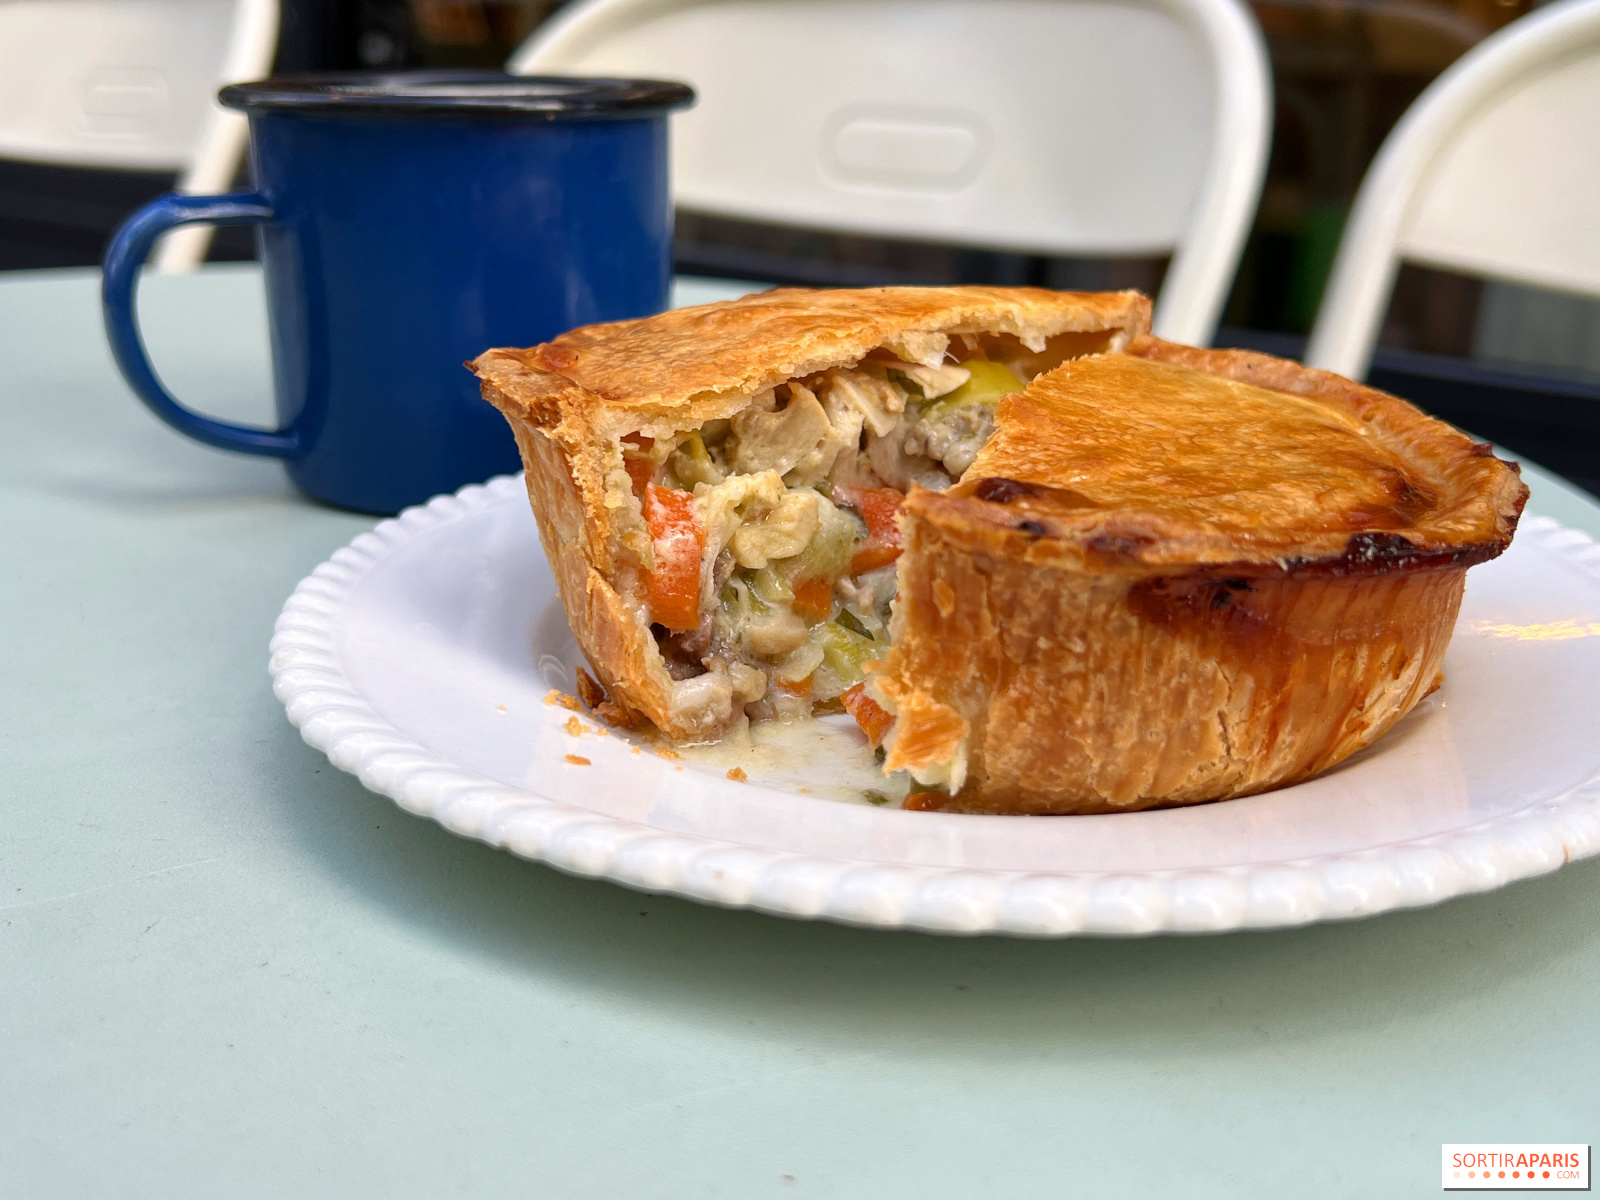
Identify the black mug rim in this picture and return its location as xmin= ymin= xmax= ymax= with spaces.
xmin=219 ymin=71 xmax=695 ymax=120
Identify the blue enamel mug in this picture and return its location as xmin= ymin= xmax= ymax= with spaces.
xmin=103 ymin=73 xmax=694 ymax=514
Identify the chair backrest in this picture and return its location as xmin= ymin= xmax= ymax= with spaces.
xmin=511 ymin=0 xmax=1271 ymax=345
xmin=0 ymin=0 xmax=278 ymax=272
xmin=1306 ymin=0 xmax=1600 ymax=378
xmin=0 ymin=0 xmax=269 ymax=170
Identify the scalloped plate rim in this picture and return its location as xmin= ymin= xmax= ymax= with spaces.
xmin=268 ymin=473 xmax=1600 ymax=937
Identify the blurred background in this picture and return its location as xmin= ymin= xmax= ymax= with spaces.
xmin=3 ymin=0 xmax=1596 ymax=493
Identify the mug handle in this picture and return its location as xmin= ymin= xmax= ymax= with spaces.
xmin=102 ymin=192 xmax=297 ymax=457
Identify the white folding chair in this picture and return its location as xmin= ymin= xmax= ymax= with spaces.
xmin=0 ymin=0 xmax=279 ymax=273
xmin=510 ymin=0 xmax=1272 ymax=345
xmin=1306 ymin=0 xmax=1600 ymax=378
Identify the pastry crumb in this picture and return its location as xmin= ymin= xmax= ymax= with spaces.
xmin=798 ymin=787 xmax=811 ymax=794
xmin=496 ymin=704 xmax=507 ymax=714
xmin=594 ymin=700 xmax=643 ymax=729
xmin=630 ymin=745 xmax=641 ymax=755
xmin=575 ymin=666 xmax=606 ymax=709
xmin=654 ymin=746 xmax=682 ymax=761
xmin=564 ymin=754 xmax=590 ymax=766
xmin=544 ymin=689 xmax=581 ymax=711
xmin=563 ymin=715 xmax=589 ymax=737
xmin=726 ymin=767 xmax=748 ymax=782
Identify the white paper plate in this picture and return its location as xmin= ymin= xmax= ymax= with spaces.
xmin=269 ymin=475 xmax=1600 ymax=936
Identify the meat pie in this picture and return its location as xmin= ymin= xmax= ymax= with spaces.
xmin=471 ymin=290 xmax=1527 ymax=814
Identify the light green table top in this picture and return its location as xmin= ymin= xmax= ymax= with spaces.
xmin=4 ymin=265 xmax=1598 ymax=1199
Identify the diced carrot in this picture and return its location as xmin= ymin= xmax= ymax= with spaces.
xmin=844 ymin=486 xmax=904 ymax=540
xmin=842 ymin=486 xmax=904 ymax=575
xmin=775 ymin=674 xmax=813 ymax=697
xmin=841 ymin=682 xmax=894 ymax=747
xmin=642 ymin=484 xmax=704 ymax=632
xmin=850 ymin=541 xmax=902 ymax=575
xmin=791 ymin=575 xmax=834 ymax=623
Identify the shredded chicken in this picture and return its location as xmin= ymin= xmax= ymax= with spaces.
xmin=729 ymin=489 xmax=821 ymax=569
xmin=896 ymin=362 xmax=970 ymax=399
xmin=728 ymin=384 xmax=831 ymax=476
xmin=824 ymin=369 xmax=905 ymax=438
xmin=692 ymin=471 xmax=784 ymax=606
xmin=740 ymin=604 xmax=809 ymax=658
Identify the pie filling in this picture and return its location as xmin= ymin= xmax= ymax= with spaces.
xmin=616 ymin=330 xmax=1113 ymax=737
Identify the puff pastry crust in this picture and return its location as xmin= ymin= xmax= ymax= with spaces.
xmin=874 ymin=337 xmax=1529 ymax=812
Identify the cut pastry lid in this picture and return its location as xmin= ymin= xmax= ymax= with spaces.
xmin=913 ymin=340 xmax=1528 ymax=573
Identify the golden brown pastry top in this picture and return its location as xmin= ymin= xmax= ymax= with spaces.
xmin=913 ymin=338 xmax=1528 ymax=574
xmin=472 ymin=286 xmax=1151 ymax=437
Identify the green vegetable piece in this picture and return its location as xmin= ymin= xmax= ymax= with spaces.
xmin=834 ymin=607 xmax=872 ymax=639
xmin=820 ymin=620 xmax=879 ymax=682
xmin=862 ymin=790 xmax=891 ymax=807
xmin=748 ymin=566 xmax=794 ymax=605
xmin=955 ymin=359 xmax=1025 ymax=401
xmin=925 ymin=360 xmax=1024 ymax=418
xmin=720 ymin=576 xmax=768 ymax=618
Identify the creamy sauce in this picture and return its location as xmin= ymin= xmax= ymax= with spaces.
xmin=673 ymin=713 xmax=910 ymax=806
